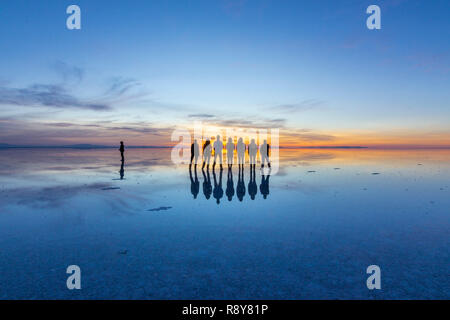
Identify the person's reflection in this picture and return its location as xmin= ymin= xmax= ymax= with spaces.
xmin=248 ymin=164 xmax=257 ymax=200
xmin=189 ymin=165 xmax=200 ymax=199
xmin=202 ymin=167 xmax=212 ymax=200
xmin=236 ymin=165 xmax=246 ymax=201
xmin=260 ymin=169 xmax=271 ymax=199
xmin=213 ymin=168 xmax=224 ymax=204
xmin=226 ymin=166 xmax=235 ymax=201
xmin=119 ymin=159 xmax=125 ymax=180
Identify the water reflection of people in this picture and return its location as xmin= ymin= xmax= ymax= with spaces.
xmin=189 ymin=165 xmax=199 ymax=199
xmin=213 ymin=168 xmax=223 ymax=204
xmin=226 ymin=167 xmax=234 ymax=201
xmin=202 ymin=167 xmax=212 ymax=199
xmin=236 ymin=165 xmax=246 ymax=201
xmin=248 ymin=164 xmax=257 ymax=200
xmin=259 ymin=170 xmax=270 ymax=199
xmin=119 ymin=159 xmax=125 ymax=180
xmin=202 ymin=139 xmax=212 ymax=169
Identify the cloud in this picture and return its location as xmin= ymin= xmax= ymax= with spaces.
xmin=270 ymin=99 xmax=325 ymax=113
xmin=288 ymin=130 xmax=336 ymax=142
xmin=209 ymin=118 xmax=287 ymax=129
xmin=408 ymin=52 xmax=450 ymax=74
xmin=105 ymin=77 xmax=142 ymax=97
xmin=188 ymin=113 xmax=215 ymax=118
xmin=0 ymin=83 xmax=112 ymax=111
xmin=51 ymin=60 xmax=84 ymax=84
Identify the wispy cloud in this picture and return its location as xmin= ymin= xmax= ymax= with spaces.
xmin=105 ymin=77 xmax=142 ymax=97
xmin=51 ymin=60 xmax=84 ymax=85
xmin=0 ymin=84 xmax=112 ymax=111
xmin=188 ymin=113 xmax=215 ymax=118
xmin=270 ymin=99 xmax=325 ymax=113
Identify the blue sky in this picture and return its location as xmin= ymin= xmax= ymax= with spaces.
xmin=0 ymin=0 xmax=449 ymax=146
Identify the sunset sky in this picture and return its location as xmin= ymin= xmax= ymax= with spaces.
xmin=0 ymin=0 xmax=449 ymax=148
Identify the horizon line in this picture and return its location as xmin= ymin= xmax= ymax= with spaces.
xmin=2 ymin=143 xmax=450 ymax=150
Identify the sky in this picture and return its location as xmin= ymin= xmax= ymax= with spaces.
xmin=0 ymin=0 xmax=449 ymax=147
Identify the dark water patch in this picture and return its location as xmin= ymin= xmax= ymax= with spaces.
xmin=102 ymin=187 xmax=121 ymax=190
xmin=148 ymin=206 xmax=172 ymax=212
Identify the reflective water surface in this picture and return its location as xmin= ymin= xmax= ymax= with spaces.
xmin=0 ymin=148 xmax=449 ymax=299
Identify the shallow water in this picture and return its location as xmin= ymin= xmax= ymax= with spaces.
xmin=0 ymin=148 xmax=448 ymax=299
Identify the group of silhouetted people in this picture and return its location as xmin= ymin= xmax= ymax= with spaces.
xmin=190 ymin=135 xmax=271 ymax=170
xmin=189 ymin=164 xmax=270 ymax=204
xmin=117 ymin=140 xmax=271 ymax=202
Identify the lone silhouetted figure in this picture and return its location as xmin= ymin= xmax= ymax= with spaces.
xmin=248 ymin=138 xmax=258 ymax=167
xmin=213 ymin=168 xmax=223 ymax=204
xmin=202 ymin=166 xmax=212 ymax=200
xmin=248 ymin=164 xmax=257 ymax=200
xmin=226 ymin=166 xmax=235 ymax=201
xmin=237 ymin=165 xmax=246 ymax=201
xmin=213 ymin=135 xmax=223 ymax=170
xmin=202 ymin=139 xmax=212 ymax=169
xmin=190 ymin=139 xmax=200 ymax=167
xmin=226 ymin=137 xmax=235 ymax=168
xmin=260 ymin=170 xmax=271 ymax=199
xmin=119 ymin=141 xmax=125 ymax=161
xmin=237 ymin=137 xmax=246 ymax=167
xmin=189 ymin=165 xmax=199 ymax=199
xmin=260 ymin=139 xmax=271 ymax=168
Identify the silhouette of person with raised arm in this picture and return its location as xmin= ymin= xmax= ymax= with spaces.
xmin=237 ymin=137 xmax=246 ymax=167
xmin=226 ymin=137 xmax=235 ymax=169
xmin=260 ymin=169 xmax=271 ymax=199
xmin=119 ymin=141 xmax=125 ymax=161
xmin=248 ymin=138 xmax=258 ymax=168
xmin=119 ymin=159 xmax=125 ymax=180
xmin=213 ymin=168 xmax=223 ymax=204
xmin=202 ymin=139 xmax=212 ymax=169
xmin=236 ymin=165 xmax=246 ymax=201
xmin=226 ymin=166 xmax=235 ymax=201
xmin=260 ymin=139 xmax=271 ymax=169
xmin=190 ymin=139 xmax=200 ymax=167
xmin=202 ymin=166 xmax=212 ymax=200
xmin=189 ymin=165 xmax=199 ymax=199
xmin=213 ymin=135 xmax=224 ymax=170
xmin=248 ymin=164 xmax=257 ymax=200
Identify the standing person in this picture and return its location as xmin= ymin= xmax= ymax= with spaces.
xmin=119 ymin=141 xmax=125 ymax=161
xmin=213 ymin=135 xmax=223 ymax=170
xmin=190 ymin=139 xmax=200 ymax=166
xmin=237 ymin=137 xmax=246 ymax=167
xmin=248 ymin=138 xmax=258 ymax=167
xmin=260 ymin=139 xmax=271 ymax=168
xmin=202 ymin=139 xmax=212 ymax=169
xmin=226 ymin=137 xmax=235 ymax=169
